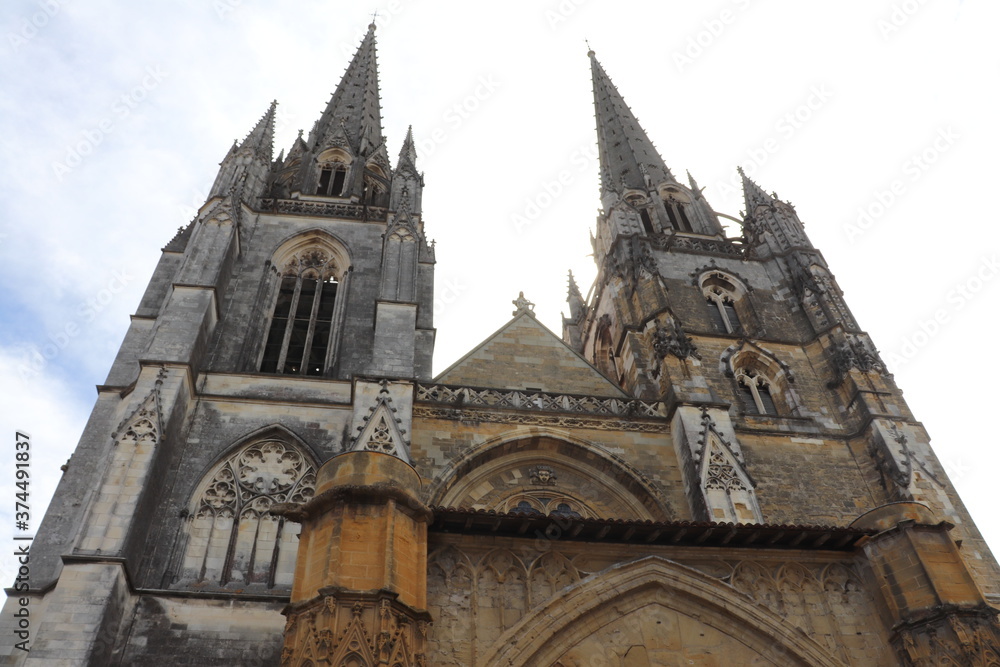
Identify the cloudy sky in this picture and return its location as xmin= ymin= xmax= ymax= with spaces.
xmin=2 ymin=0 xmax=998 ymax=583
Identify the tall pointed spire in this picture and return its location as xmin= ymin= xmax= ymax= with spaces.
xmin=308 ymin=22 xmax=384 ymax=157
xmin=209 ymin=100 xmax=277 ymax=199
xmin=738 ymin=166 xmax=773 ymax=213
xmin=589 ymin=49 xmax=675 ymax=196
xmin=239 ymin=99 xmax=277 ymax=161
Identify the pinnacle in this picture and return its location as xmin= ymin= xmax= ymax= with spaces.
xmin=739 ymin=167 xmax=773 ymax=210
xmin=397 ymin=125 xmax=417 ymax=169
xmin=237 ymin=99 xmax=277 ymax=161
xmin=567 ymin=270 xmax=583 ymax=301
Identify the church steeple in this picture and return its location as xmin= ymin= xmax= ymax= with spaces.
xmin=307 ymin=22 xmax=384 ymax=156
xmin=590 ymin=49 xmax=675 ymax=199
xmin=287 ymin=23 xmax=392 ymax=202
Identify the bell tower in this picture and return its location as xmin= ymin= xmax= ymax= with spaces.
xmin=562 ymin=50 xmax=1000 ymax=658
xmin=0 ymin=23 xmax=433 ymax=666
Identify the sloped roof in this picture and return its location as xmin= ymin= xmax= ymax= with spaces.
xmin=435 ymin=311 xmax=627 ymax=398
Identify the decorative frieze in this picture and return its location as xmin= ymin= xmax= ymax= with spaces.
xmin=260 ymin=197 xmax=388 ymax=221
xmin=415 ymin=383 xmax=663 ymax=418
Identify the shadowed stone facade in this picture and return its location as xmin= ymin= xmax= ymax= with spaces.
xmin=3 ymin=24 xmax=999 ymax=667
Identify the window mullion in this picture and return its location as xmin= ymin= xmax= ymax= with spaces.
xmin=748 ymin=379 xmax=765 ymax=414
xmin=715 ymin=299 xmax=733 ymax=334
xmin=300 ymin=278 xmax=322 ymax=375
xmin=276 ymin=276 xmax=302 ymax=373
xmin=325 ymin=270 xmax=350 ymax=372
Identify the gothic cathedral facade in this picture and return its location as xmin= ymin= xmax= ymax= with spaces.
xmin=3 ymin=24 xmax=1000 ymax=667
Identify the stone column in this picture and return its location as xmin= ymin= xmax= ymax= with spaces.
xmin=274 ymin=451 xmax=432 ymax=667
xmin=852 ymin=502 xmax=1000 ymax=665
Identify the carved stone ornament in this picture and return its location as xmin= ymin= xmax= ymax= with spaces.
xmin=651 ymin=320 xmax=700 ymax=362
xmin=529 ymin=465 xmax=557 ymax=486
xmin=831 ymin=335 xmax=887 ymax=381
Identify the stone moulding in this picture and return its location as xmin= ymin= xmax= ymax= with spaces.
xmin=415 ymin=383 xmax=664 ymax=418
xmin=259 ymin=197 xmax=388 ymax=222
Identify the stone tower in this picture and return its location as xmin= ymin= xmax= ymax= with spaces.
xmin=3 ymin=30 xmax=1000 ymax=667
xmin=0 ymin=24 xmax=435 ymax=665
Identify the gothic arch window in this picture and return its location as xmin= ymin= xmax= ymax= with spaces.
xmin=660 ymin=186 xmax=693 ymax=233
xmin=728 ymin=349 xmax=793 ymax=417
xmin=700 ymin=271 xmax=746 ymax=335
xmin=315 ymin=148 xmax=351 ymax=197
xmin=594 ymin=319 xmax=623 ymax=386
xmin=178 ymin=437 xmax=316 ymax=588
xmin=500 ymin=493 xmax=593 ymax=518
xmin=735 ymin=369 xmax=778 ymax=415
xmin=625 ymin=192 xmax=656 ymax=235
xmin=260 ymin=235 xmax=350 ymax=376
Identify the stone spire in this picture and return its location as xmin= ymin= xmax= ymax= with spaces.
xmin=209 ymin=100 xmax=277 ymax=199
xmin=241 ymin=99 xmax=277 ymax=161
xmin=566 ymin=270 xmax=585 ymax=321
xmin=589 ymin=49 xmax=675 ymax=197
xmin=390 ymin=125 xmax=423 ymax=213
xmin=307 ymin=22 xmax=384 ymax=156
xmin=738 ymin=166 xmax=773 ymax=213
xmin=396 ymin=125 xmax=417 ymax=172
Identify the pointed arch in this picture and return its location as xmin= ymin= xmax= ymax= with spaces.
xmin=176 ymin=426 xmax=317 ymax=589
xmin=480 ymin=556 xmax=845 ymax=666
xmin=698 ymin=269 xmax=749 ymax=334
xmin=259 ymin=230 xmax=352 ymax=376
xmin=426 ymin=429 xmax=671 ymax=521
xmin=721 ymin=340 xmax=797 ymax=416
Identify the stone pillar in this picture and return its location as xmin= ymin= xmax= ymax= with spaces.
xmin=274 ymin=451 xmax=432 ymax=667
xmin=852 ymin=502 xmax=1000 ymax=665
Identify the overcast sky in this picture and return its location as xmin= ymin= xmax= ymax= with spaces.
xmin=2 ymin=0 xmax=998 ymax=584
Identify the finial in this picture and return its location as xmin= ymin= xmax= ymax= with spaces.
xmin=586 ymin=39 xmax=594 ymax=58
xmin=512 ymin=292 xmax=536 ymax=317
xmin=369 ymin=11 xmax=378 ymax=30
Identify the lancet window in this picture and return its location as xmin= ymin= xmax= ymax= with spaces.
xmin=260 ymin=245 xmax=345 ymax=376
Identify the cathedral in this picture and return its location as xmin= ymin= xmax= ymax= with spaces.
xmin=3 ymin=23 xmax=1000 ymax=666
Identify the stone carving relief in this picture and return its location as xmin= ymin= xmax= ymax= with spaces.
xmin=282 ymin=593 xmax=429 ymax=667
xmin=352 ymin=382 xmax=409 ymax=460
xmin=831 ymin=335 xmax=888 ymax=385
xmin=650 ymin=318 xmax=700 ymax=366
xmin=529 ymin=465 xmax=557 ymax=485
xmin=426 ymin=544 xmax=889 ymax=667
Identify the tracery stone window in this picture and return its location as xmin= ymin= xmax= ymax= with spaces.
xmin=179 ymin=438 xmax=316 ymax=588
xmin=260 ymin=247 xmax=345 ymax=376
xmin=500 ymin=494 xmax=592 ymax=518
xmin=362 ymin=175 xmax=387 ymax=206
xmin=625 ymin=192 xmax=656 ymax=235
xmin=663 ymin=196 xmax=692 ymax=232
xmin=660 ymin=186 xmax=693 ymax=232
xmin=316 ymin=162 xmax=348 ymax=196
xmin=700 ymin=271 xmax=746 ymax=335
xmin=735 ymin=369 xmax=778 ymax=416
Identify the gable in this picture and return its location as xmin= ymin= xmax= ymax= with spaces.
xmin=435 ymin=313 xmax=627 ymax=398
